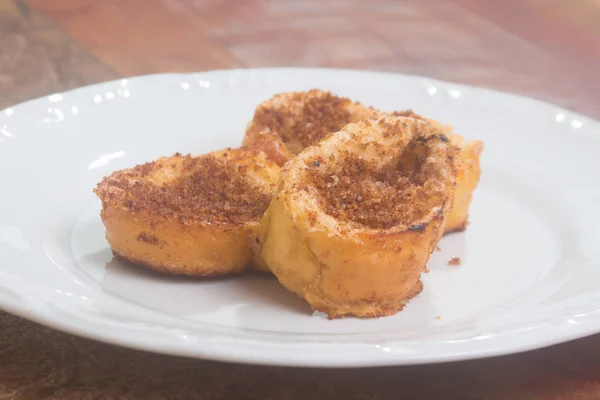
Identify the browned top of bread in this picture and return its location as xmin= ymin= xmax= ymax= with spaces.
xmin=305 ymin=118 xmax=454 ymax=229
xmin=280 ymin=114 xmax=459 ymax=233
xmin=250 ymin=89 xmax=355 ymax=149
xmin=94 ymin=149 xmax=277 ymax=226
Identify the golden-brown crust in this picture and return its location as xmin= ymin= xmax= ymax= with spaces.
xmin=443 ymin=137 xmax=484 ymax=233
xmin=111 ymin=251 xmax=244 ymax=278
xmin=260 ymin=114 xmax=460 ymax=318
xmin=95 ymin=148 xmax=280 ymax=276
xmin=242 ymin=128 xmax=293 ymax=167
xmin=244 ymin=90 xmax=483 ymax=234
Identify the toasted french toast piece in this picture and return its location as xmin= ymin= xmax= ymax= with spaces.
xmin=259 ymin=115 xmax=460 ymax=318
xmin=243 ymin=89 xmax=483 ymax=234
xmin=243 ymin=89 xmax=374 ymax=156
xmin=94 ymin=148 xmax=279 ymax=276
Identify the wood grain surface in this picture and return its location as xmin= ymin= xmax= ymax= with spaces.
xmin=1 ymin=0 xmax=600 ymax=398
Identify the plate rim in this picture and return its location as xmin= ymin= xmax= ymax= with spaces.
xmin=2 ymin=66 xmax=598 ymax=124
xmin=2 ymin=283 xmax=600 ymax=368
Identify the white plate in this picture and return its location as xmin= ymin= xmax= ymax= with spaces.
xmin=1 ymin=68 xmax=599 ymax=367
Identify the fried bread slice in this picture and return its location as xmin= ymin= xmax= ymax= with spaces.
xmin=94 ymin=148 xmax=279 ymax=276
xmin=243 ymin=89 xmax=483 ymax=233
xmin=259 ymin=115 xmax=460 ymax=318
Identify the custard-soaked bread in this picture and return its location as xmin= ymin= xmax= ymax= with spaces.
xmin=243 ymin=89 xmax=483 ymax=233
xmin=259 ymin=115 xmax=460 ymax=318
xmin=94 ymin=149 xmax=279 ymax=276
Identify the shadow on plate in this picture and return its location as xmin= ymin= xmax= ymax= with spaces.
xmin=100 ymin=255 xmax=311 ymax=318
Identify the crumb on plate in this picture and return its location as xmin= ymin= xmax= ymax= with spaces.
xmin=448 ymin=257 xmax=461 ymax=266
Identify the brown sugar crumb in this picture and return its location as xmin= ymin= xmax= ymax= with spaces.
xmin=307 ymin=143 xmax=447 ymax=229
xmin=435 ymin=316 xmax=441 ymax=320
xmin=252 ymin=90 xmax=352 ymax=150
xmin=98 ymin=153 xmax=271 ymax=225
xmin=448 ymin=257 xmax=461 ymax=266
xmin=137 ymin=232 xmax=159 ymax=245
xmin=435 ymin=245 xmax=441 ymax=252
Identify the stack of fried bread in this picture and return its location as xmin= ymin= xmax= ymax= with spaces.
xmin=95 ymin=89 xmax=483 ymax=318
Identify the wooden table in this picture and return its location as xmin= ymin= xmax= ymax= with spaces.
xmin=1 ymin=0 xmax=599 ymax=398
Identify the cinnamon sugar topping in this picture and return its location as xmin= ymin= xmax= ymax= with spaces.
xmin=309 ymin=154 xmax=439 ymax=229
xmin=305 ymin=118 xmax=456 ymax=230
xmin=96 ymin=153 xmax=271 ymax=225
xmin=252 ymin=89 xmax=353 ymax=149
